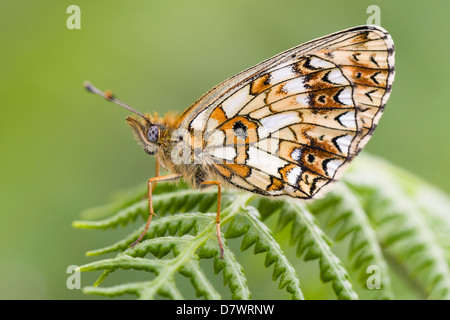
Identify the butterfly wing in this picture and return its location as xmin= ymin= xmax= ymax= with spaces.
xmin=179 ymin=25 xmax=395 ymax=199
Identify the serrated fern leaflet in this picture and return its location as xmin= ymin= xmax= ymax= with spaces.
xmin=73 ymin=154 xmax=450 ymax=300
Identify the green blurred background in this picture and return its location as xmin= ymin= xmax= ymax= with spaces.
xmin=0 ymin=0 xmax=449 ymax=299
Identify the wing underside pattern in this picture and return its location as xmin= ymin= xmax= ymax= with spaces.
xmin=183 ymin=26 xmax=395 ymax=199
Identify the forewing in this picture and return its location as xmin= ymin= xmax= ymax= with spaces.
xmin=181 ymin=25 xmax=395 ymax=199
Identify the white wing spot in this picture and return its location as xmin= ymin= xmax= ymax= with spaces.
xmin=211 ymin=146 xmax=236 ymax=161
xmin=334 ymin=135 xmax=353 ymax=155
xmin=247 ymin=146 xmax=287 ymax=178
xmin=326 ymin=68 xmax=349 ymax=85
xmin=335 ymin=87 xmax=353 ymax=106
xmin=325 ymin=159 xmax=343 ymax=177
xmin=337 ymin=111 xmax=356 ymax=128
xmin=291 ymin=148 xmax=302 ymax=162
xmin=270 ymin=66 xmax=296 ymax=85
xmin=286 ymin=166 xmax=302 ymax=186
xmin=190 ymin=108 xmax=209 ymax=131
xmin=222 ymin=84 xmax=253 ymax=118
xmin=281 ymin=77 xmax=306 ymax=94
xmin=309 ymin=56 xmax=335 ymax=69
xmin=295 ymin=94 xmax=310 ymax=106
xmin=258 ymin=112 xmax=302 ymax=139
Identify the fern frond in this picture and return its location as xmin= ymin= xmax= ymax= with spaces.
xmin=308 ymin=183 xmax=393 ymax=299
xmin=254 ymin=198 xmax=358 ymax=299
xmin=226 ymin=205 xmax=304 ymax=300
xmin=74 ymin=153 xmax=450 ymax=300
xmin=345 ymin=155 xmax=450 ymax=299
xmin=289 ymin=202 xmax=358 ymax=300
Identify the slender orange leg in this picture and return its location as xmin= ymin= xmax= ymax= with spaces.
xmin=130 ymin=173 xmax=182 ymax=248
xmin=201 ymin=181 xmax=224 ymax=259
xmin=152 ymin=158 xmax=161 ymax=192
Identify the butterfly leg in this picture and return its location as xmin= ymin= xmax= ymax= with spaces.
xmin=152 ymin=157 xmax=161 ymax=192
xmin=201 ymin=181 xmax=224 ymax=259
xmin=130 ymin=173 xmax=182 ymax=248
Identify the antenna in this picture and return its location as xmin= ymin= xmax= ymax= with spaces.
xmin=83 ymin=81 xmax=148 ymax=121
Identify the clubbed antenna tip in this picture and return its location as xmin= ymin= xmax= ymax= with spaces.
xmin=83 ymin=81 xmax=148 ymax=120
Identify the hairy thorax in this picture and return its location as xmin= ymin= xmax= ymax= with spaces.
xmin=156 ymin=115 xmax=221 ymax=189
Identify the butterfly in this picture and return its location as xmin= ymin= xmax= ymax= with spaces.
xmin=85 ymin=25 xmax=395 ymax=258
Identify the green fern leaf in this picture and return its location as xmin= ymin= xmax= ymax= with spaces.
xmin=308 ymin=183 xmax=393 ymax=299
xmin=74 ymin=153 xmax=450 ymax=300
xmin=345 ymin=155 xmax=450 ymax=299
xmin=226 ymin=205 xmax=304 ymax=300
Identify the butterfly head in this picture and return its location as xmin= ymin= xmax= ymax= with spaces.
xmin=126 ymin=114 xmax=161 ymax=156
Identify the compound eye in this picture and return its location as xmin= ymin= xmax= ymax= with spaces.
xmin=146 ymin=126 xmax=159 ymax=143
